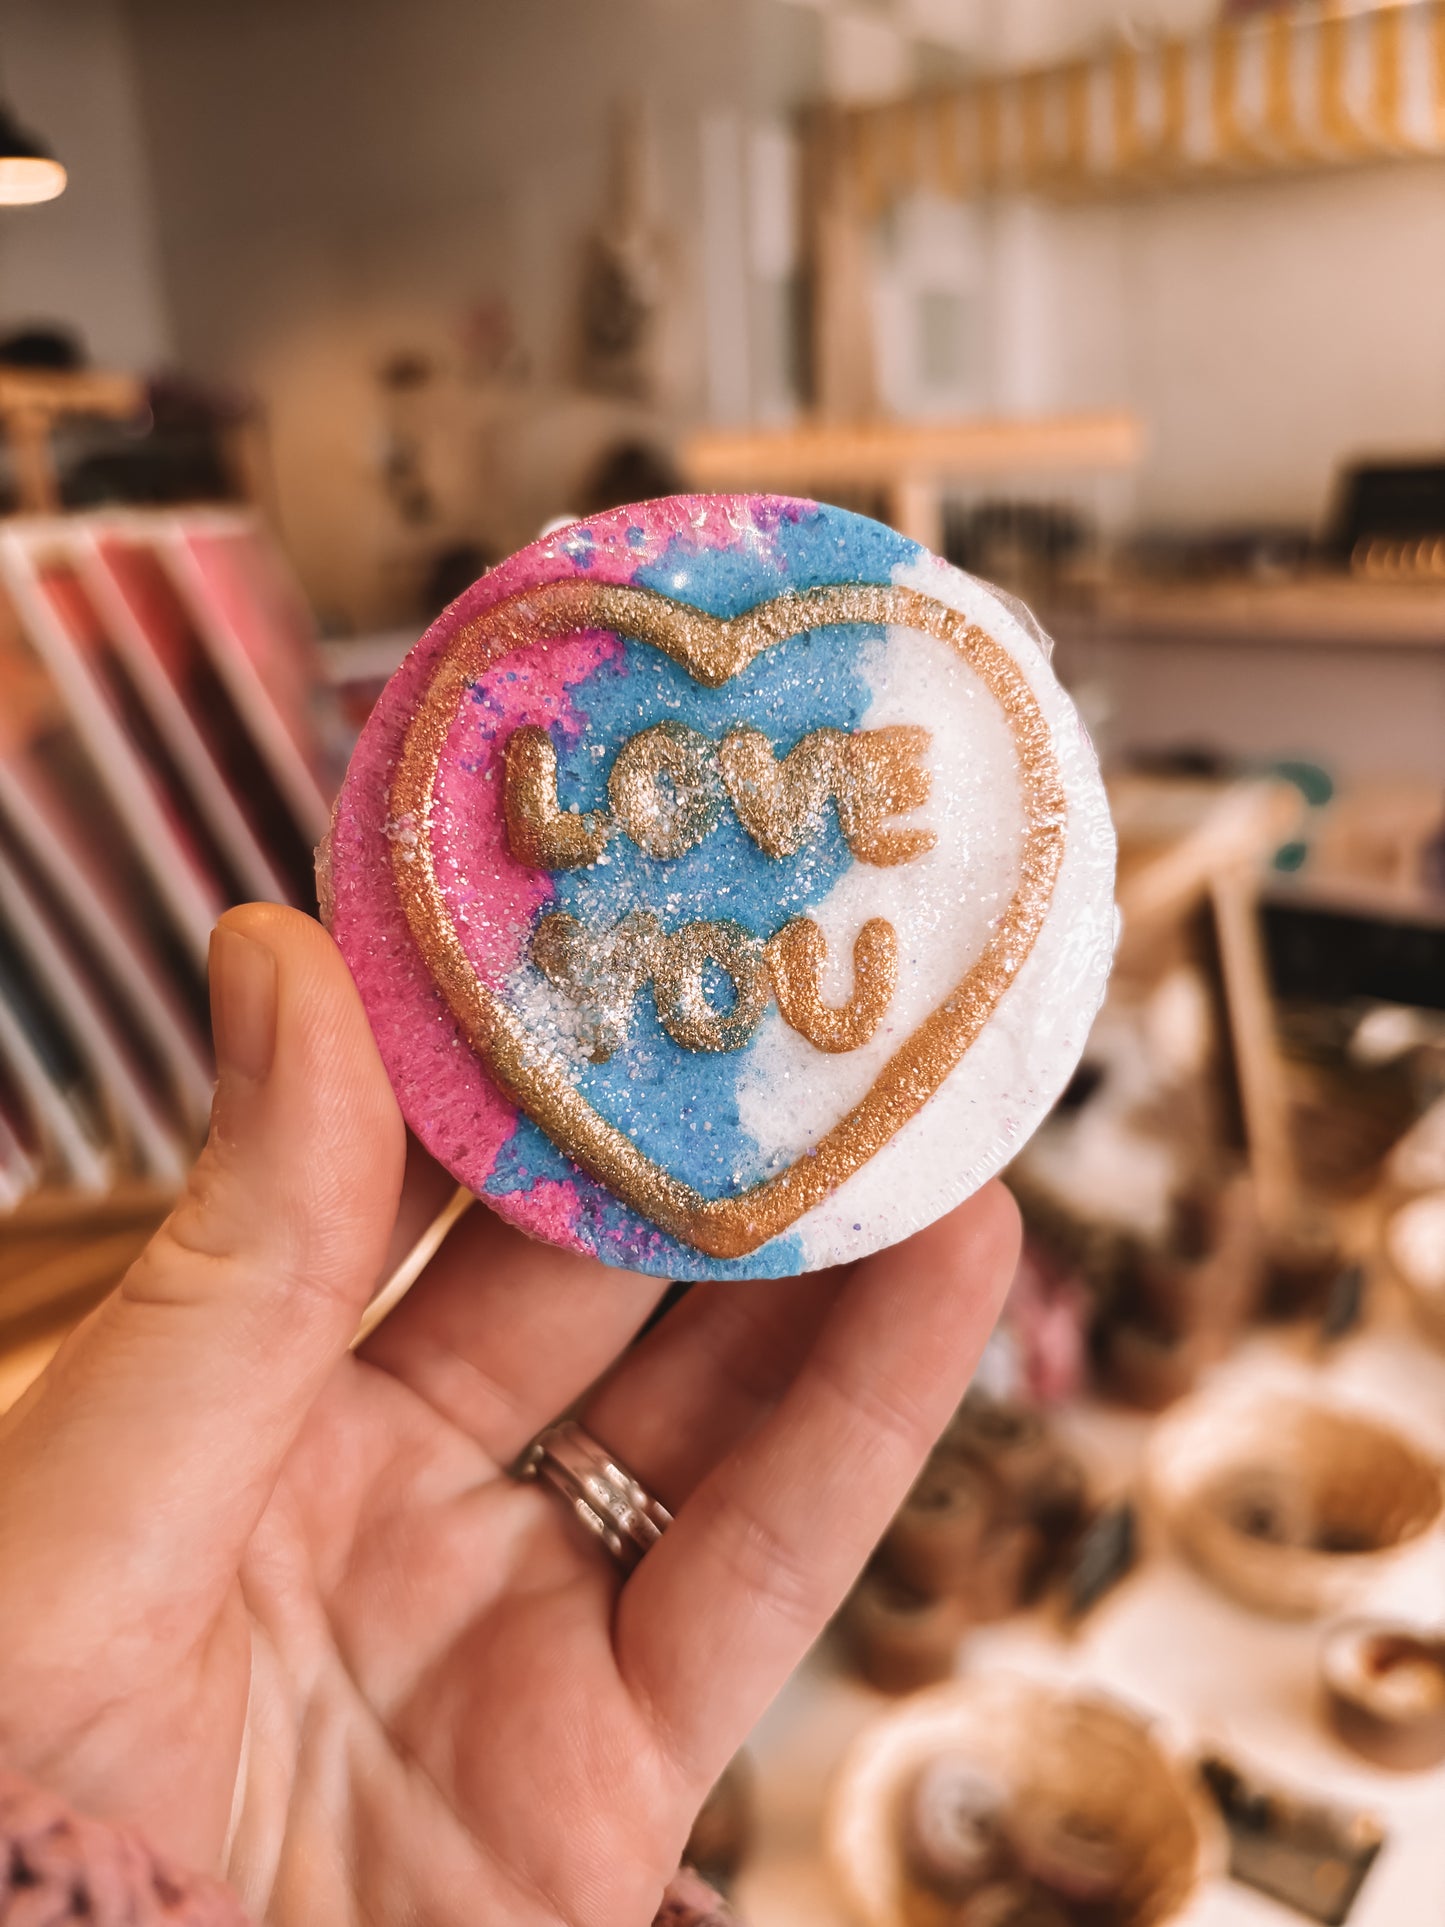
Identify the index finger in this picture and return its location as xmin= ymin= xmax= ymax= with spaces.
xmin=613 ymin=1182 xmax=1021 ymax=1781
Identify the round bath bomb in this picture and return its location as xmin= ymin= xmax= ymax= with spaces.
xmin=322 ymin=495 xmax=1115 ymax=1280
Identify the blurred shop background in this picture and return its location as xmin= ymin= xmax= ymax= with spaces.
xmin=3 ymin=0 xmax=1445 ymax=1922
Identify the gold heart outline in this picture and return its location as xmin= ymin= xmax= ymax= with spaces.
xmin=390 ymin=578 xmax=1066 ymax=1260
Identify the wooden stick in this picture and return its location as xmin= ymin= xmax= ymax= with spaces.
xmin=1209 ymin=868 xmax=1301 ymax=1240
xmin=350 ymin=1185 xmax=475 ymax=1350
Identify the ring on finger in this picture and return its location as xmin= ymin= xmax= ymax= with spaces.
xmin=519 ymin=1421 xmax=673 ymax=1573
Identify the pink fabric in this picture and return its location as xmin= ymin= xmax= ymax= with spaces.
xmin=0 ymin=1770 xmax=247 ymax=1924
xmin=0 ymin=1768 xmax=741 ymax=1925
xmin=1001 ymin=1237 xmax=1091 ymax=1405
xmin=652 ymin=1865 xmax=740 ymax=1925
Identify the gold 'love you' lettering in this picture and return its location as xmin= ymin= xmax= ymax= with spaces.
xmin=503 ymin=723 xmax=935 ymax=869
xmin=531 ymin=911 xmax=899 ymax=1060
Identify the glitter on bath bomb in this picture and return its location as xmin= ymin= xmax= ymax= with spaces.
xmin=321 ymin=494 xmax=1116 ymax=1281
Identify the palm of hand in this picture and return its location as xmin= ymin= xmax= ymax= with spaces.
xmin=0 ymin=907 xmax=1017 ymax=1926
xmin=233 ymin=1357 xmax=687 ymax=1926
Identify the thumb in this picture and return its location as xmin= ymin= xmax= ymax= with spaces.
xmin=0 ymin=903 xmax=405 ymax=1651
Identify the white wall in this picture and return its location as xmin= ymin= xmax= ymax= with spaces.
xmin=874 ymin=0 xmax=1445 ymax=533
xmin=981 ymin=0 xmax=1216 ymax=65
xmin=1120 ymin=162 xmax=1445 ymax=529
xmin=951 ymin=158 xmax=1445 ymax=534
xmin=1055 ymin=625 xmax=1445 ymax=781
xmin=124 ymin=0 xmax=826 ymax=625
xmin=0 ymin=0 xmax=171 ymax=367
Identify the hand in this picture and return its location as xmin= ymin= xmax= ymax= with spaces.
xmin=0 ymin=905 xmax=1019 ymax=1926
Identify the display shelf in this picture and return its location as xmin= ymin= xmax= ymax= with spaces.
xmin=0 ymin=369 xmax=144 ymax=514
xmin=814 ymin=4 xmax=1445 ymax=218
xmin=1047 ymin=590 xmax=1445 ymax=786
xmin=683 ymin=412 xmax=1145 ymax=491
xmin=1045 ymin=577 xmax=1445 ymax=655
xmin=683 ymin=412 xmax=1143 ymax=551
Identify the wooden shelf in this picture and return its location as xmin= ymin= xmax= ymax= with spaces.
xmin=1045 ymin=574 xmax=1445 ymax=653
xmin=684 ymin=411 xmax=1144 ymax=494
xmin=0 ymin=1186 xmax=173 ymax=1382
xmin=5 ymin=1182 xmax=177 ymax=1236
xmin=684 ymin=412 xmax=1144 ymax=547
xmin=0 ymin=369 xmax=145 ymax=513
xmin=0 ymin=1224 xmax=154 ymax=1329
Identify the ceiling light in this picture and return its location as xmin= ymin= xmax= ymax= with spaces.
xmin=0 ymin=104 xmax=65 ymax=205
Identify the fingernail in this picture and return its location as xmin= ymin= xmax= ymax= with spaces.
xmin=209 ymin=923 xmax=278 ymax=1082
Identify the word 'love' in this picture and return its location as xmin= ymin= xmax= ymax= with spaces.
xmin=504 ymin=721 xmax=935 ymax=870
xmin=532 ymin=911 xmax=898 ymax=1061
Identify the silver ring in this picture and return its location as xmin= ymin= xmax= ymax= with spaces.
xmin=520 ymin=1421 xmax=673 ymax=1573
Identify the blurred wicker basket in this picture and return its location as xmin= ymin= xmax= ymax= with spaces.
xmin=826 ymin=1676 xmax=1215 ymax=1927
xmin=1384 ymin=1191 xmax=1445 ymax=1350
xmin=1321 ymin=1617 xmax=1445 ymax=1770
xmin=1148 ymin=1385 xmax=1443 ymax=1617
